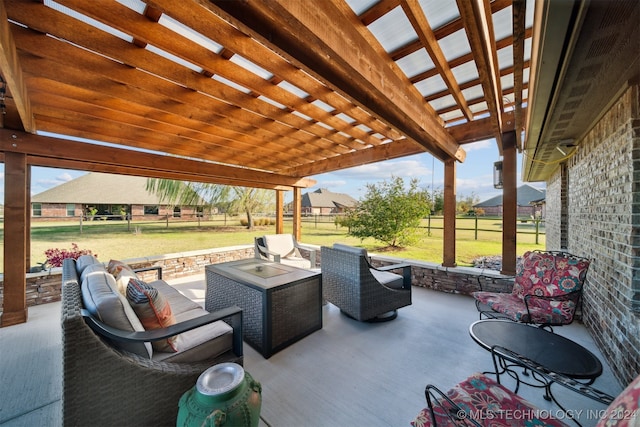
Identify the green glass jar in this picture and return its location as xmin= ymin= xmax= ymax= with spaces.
xmin=177 ymin=363 xmax=262 ymax=427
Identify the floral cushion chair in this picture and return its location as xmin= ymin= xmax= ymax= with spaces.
xmin=412 ymin=371 xmax=640 ymax=427
xmin=473 ymin=250 xmax=590 ymax=328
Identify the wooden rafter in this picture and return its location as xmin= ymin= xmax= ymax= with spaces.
xmin=400 ymin=0 xmax=473 ymax=121
xmin=211 ymin=0 xmax=465 ymax=162
xmin=57 ymin=0 xmax=385 ymax=150
xmin=145 ymin=0 xmax=404 ymax=143
xmin=0 ymin=0 xmax=34 ymax=131
xmin=457 ymin=0 xmax=504 ymax=148
xmin=512 ymin=0 xmax=527 ymax=151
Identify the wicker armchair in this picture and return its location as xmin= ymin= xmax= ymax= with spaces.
xmin=320 ymin=243 xmax=412 ymax=322
xmin=473 ymin=250 xmax=590 ymax=329
xmin=254 ymin=234 xmax=317 ymax=269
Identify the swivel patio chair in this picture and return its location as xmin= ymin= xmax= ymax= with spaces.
xmin=254 ymin=234 xmax=317 ymax=269
xmin=473 ymin=250 xmax=590 ymax=329
xmin=320 ymin=243 xmax=412 ymax=322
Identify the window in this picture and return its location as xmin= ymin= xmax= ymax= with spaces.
xmin=66 ymin=204 xmax=75 ymax=216
xmin=144 ymin=205 xmax=159 ymax=215
xmin=173 ymin=206 xmax=181 ymax=218
xmin=196 ymin=206 xmax=204 ymax=217
xmin=33 ymin=203 xmax=42 ymax=217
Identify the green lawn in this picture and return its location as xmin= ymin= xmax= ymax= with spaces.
xmin=1 ymin=216 xmax=545 ymax=273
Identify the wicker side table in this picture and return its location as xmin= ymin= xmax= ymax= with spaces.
xmin=205 ymin=259 xmax=322 ymax=358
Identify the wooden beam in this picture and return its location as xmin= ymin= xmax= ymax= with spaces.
xmin=0 ymin=0 xmax=35 ymax=132
xmin=442 ymin=159 xmax=456 ymax=267
xmin=281 ymin=138 xmax=424 ymax=177
xmin=501 ymin=131 xmax=517 ymax=275
xmin=400 ymin=0 xmax=473 ymax=121
xmin=448 ymin=108 xmax=526 ymax=145
xmin=55 ymin=0 xmax=385 ymax=150
xmin=1 ymin=151 xmax=28 ymax=327
xmin=512 ymin=0 xmax=527 ymax=151
xmin=5 ymin=5 xmax=360 ymax=159
xmin=0 ymin=129 xmax=316 ymax=188
xmin=211 ymin=0 xmax=465 ymax=163
xmin=457 ymin=0 xmax=504 ymax=148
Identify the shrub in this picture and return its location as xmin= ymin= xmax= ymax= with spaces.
xmin=45 ymin=243 xmax=96 ymax=267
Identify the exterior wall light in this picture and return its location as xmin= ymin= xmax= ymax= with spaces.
xmin=493 ymin=161 xmax=503 ymax=189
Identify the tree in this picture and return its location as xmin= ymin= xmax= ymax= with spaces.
xmin=347 ymin=176 xmax=431 ymax=248
xmin=145 ymin=179 xmax=274 ymax=229
xmin=457 ymin=193 xmax=480 ymax=214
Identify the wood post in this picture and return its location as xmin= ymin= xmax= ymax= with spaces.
xmin=501 ymin=131 xmax=517 ymax=275
xmin=292 ymin=187 xmax=302 ymax=241
xmin=443 ymin=158 xmax=457 ymax=267
xmin=1 ymin=151 xmax=28 ymax=327
xmin=275 ymin=190 xmax=284 ymax=234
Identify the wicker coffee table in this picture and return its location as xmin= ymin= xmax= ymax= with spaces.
xmin=205 ymin=259 xmax=322 ymax=358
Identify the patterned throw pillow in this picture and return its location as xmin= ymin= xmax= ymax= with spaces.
xmin=126 ymin=278 xmax=178 ymax=353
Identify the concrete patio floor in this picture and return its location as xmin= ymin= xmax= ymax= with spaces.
xmin=0 ymin=274 xmax=623 ymax=426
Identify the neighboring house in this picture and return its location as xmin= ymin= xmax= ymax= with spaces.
xmin=292 ymin=188 xmax=357 ymax=215
xmin=31 ymin=172 xmax=210 ymax=221
xmin=474 ymin=184 xmax=546 ymax=218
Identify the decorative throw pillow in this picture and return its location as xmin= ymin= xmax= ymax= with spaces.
xmin=115 ymin=269 xmax=138 ymax=296
xmin=107 ymin=259 xmax=135 ymax=276
xmin=126 ymin=278 xmax=178 ymax=353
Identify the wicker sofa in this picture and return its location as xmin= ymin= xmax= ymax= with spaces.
xmin=61 ymin=256 xmax=243 ymax=427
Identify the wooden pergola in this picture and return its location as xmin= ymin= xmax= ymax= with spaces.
xmin=0 ymin=0 xmax=536 ymax=326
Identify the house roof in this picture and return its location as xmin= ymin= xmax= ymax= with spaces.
xmin=301 ymin=188 xmax=357 ymax=209
xmin=474 ymin=184 xmax=545 ymax=208
xmin=31 ymin=172 xmax=203 ymax=205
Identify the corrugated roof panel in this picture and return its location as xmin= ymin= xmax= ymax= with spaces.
xmin=230 ymin=55 xmax=274 ymax=80
xmin=257 ymin=95 xmax=287 ymax=110
xmin=429 ymin=94 xmax=456 ymax=110
xmin=470 ymin=101 xmax=488 ymax=114
xmin=145 ymin=44 xmax=203 ymax=73
xmin=414 ymin=74 xmax=447 ymax=97
xmin=419 ymin=0 xmax=460 ymax=29
xmin=441 ymin=110 xmax=465 ymax=122
xmin=438 ymin=29 xmax=471 ymax=61
xmin=336 ymin=113 xmax=356 ymax=124
xmin=492 ymin=6 xmax=513 ymax=41
xmin=396 ymin=48 xmax=434 ymax=79
xmin=451 ymin=61 xmax=479 ymax=84
xmin=278 ymin=81 xmax=309 ymax=98
xmin=524 ymin=37 xmax=532 ymax=62
xmin=158 ymin=14 xmax=224 ymax=55
xmin=462 ymin=84 xmax=484 ymax=101
xmin=345 ymin=0 xmax=379 ymax=16
xmin=501 ymin=73 xmax=514 ymax=91
xmin=367 ymin=6 xmax=418 ymax=53
xmin=45 ymin=0 xmax=134 ymax=43
xmin=212 ymin=74 xmax=251 ymax=94
xmin=116 ymin=0 xmax=146 ymax=14
xmin=497 ymin=45 xmax=514 ymax=70
xmin=311 ymin=99 xmax=335 ymax=112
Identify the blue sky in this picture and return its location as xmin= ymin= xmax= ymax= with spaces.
xmin=0 ymin=138 xmax=540 ymax=203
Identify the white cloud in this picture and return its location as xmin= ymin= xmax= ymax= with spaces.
xmin=463 ymin=139 xmax=495 ymax=152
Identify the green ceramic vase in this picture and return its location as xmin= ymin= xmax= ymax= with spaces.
xmin=177 ymin=363 xmax=262 ymax=427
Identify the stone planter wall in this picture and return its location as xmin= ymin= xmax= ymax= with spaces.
xmin=0 ymin=245 xmax=513 ymax=309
